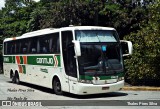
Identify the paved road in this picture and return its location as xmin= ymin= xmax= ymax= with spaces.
xmin=0 ymin=74 xmax=160 ymax=109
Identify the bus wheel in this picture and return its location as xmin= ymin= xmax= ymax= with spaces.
xmin=15 ymin=73 xmax=20 ymax=84
xmin=53 ymin=78 xmax=63 ymax=95
xmin=11 ymin=73 xmax=16 ymax=83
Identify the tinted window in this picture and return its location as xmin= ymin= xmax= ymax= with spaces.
xmin=15 ymin=40 xmax=21 ymax=54
xmin=62 ymin=31 xmax=77 ymax=77
xmin=29 ymin=37 xmax=38 ymax=54
xmin=20 ymin=39 xmax=30 ymax=54
xmin=4 ymin=42 xmax=7 ymax=55
xmin=38 ymin=33 xmax=60 ymax=54
xmin=4 ymin=33 xmax=60 ymax=55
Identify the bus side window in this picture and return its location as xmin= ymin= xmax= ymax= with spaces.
xmin=38 ymin=33 xmax=59 ymax=54
xmin=10 ymin=42 xmax=16 ymax=54
xmin=15 ymin=41 xmax=20 ymax=54
xmin=4 ymin=42 xmax=10 ymax=55
xmin=6 ymin=42 xmax=10 ymax=55
xmin=29 ymin=37 xmax=37 ymax=54
xmin=38 ymin=35 xmax=48 ymax=54
xmin=54 ymin=37 xmax=60 ymax=53
xmin=4 ymin=42 xmax=7 ymax=55
xmin=6 ymin=41 xmax=16 ymax=54
xmin=50 ymin=33 xmax=60 ymax=54
xmin=23 ymin=48 xmax=27 ymax=53
xmin=10 ymin=45 xmax=13 ymax=54
xmin=20 ymin=39 xmax=29 ymax=54
xmin=41 ymin=40 xmax=49 ymax=53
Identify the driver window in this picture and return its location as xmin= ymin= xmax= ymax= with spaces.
xmin=62 ymin=31 xmax=77 ymax=77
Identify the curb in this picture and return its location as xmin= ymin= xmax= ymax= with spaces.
xmin=122 ymin=86 xmax=160 ymax=91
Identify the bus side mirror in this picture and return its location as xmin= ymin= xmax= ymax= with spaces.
xmin=120 ymin=40 xmax=133 ymax=57
xmin=72 ymin=40 xmax=81 ymax=57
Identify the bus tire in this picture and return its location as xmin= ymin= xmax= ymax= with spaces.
xmin=11 ymin=72 xmax=16 ymax=83
xmin=15 ymin=72 xmax=20 ymax=84
xmin=12 ymin=75 xmax=16 ymax=83
xmin=53 ymin=77 xmax=63 ymax=95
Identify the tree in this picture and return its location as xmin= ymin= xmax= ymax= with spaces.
xmin=124 ymin=0 xmax=160 ymax=86
xmin=0 ymin=0 xmax=37 ymax=38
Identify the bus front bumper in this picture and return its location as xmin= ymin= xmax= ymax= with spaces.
xmin=75 ymin=80 xmax=124 ymax=95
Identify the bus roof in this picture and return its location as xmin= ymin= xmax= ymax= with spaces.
xmin=4 ymin=26 xmax=115 ymax=42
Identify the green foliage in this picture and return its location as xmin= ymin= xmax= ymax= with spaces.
xmin=124 ymin=0 xmax=160 ymax=86
xmin=0 ymin=0 xmax=36 ymax=37
xmin=1 ymin=0 xmax=147 ymax=38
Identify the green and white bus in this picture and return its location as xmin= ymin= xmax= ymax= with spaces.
xmin=3 ymin=26 xmax=132 ymax=95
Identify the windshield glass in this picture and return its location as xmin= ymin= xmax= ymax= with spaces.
xmin=75 ymin=30 xmax=118 ymax=42
xmin=75 ymin=30 xmax=123 ymax=76
xmin=78 ymin=43 xmax=123 ymax=76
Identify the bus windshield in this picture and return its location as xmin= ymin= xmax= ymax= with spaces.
xmin=75 ymin=30 xmax=118 ymax=42
xmin=75 ymin=30 xmax=123 ymax=76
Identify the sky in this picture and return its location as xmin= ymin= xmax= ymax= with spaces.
xmin=0 ymin=0 xmax=40 ymax=9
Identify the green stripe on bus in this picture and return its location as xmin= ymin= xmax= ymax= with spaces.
xmin=57 ymin=55 xmax=61 ymax=67
xmin=3 ymin=56 xmax=15 ymax=63
xmin=79 ymin=72 xmax=124 ymax=80
xmin=20 ymin=56 xmax=24 ymax=64
xmin=3 ymin=55 xmax=61 ymax=67
xmin=79 ymin=75 xmax=93 ymax=80
xmin=13 ymin=56 xmax=15 ymax=63
xmin=27 ymin=55 xmax=61 ymax=66
xmin=22 ymin=65 xmax=26 ymax=74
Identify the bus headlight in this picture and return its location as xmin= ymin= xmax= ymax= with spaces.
xmin=118 ymin=77 xmax=124 ymax=81
xmin=79 ymin=79 xmax=93 ymax=84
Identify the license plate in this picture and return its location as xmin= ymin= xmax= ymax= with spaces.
xmin=102 ymin=87 xmax=109 ymax=90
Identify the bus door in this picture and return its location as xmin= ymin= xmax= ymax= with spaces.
xmin=62 ymin=31 xmax=78 ymax=93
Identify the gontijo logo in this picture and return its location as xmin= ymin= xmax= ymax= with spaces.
xmin=35 ymin=55 xmax=59 ymax=67
xmin=36 ymin=58 xmax=53 ymax=65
